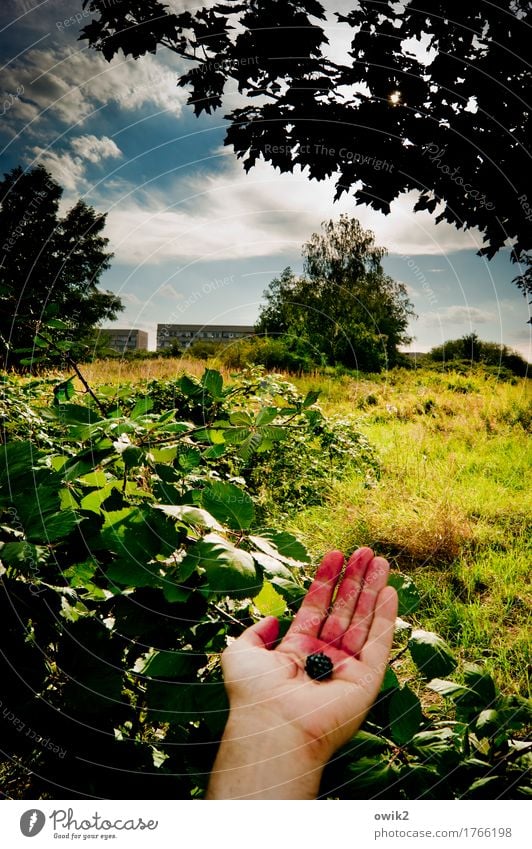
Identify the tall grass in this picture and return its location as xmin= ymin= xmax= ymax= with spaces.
xmin=49 ymin=356 xmax=532 ymax=695
xmin=286 ymin=368 xmax=531 ymax=696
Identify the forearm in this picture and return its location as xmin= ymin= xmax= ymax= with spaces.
xmin=206 ymin=713 xmax=326 ymax=800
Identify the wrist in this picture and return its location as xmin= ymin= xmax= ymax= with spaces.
xmin=206 ymin=709 xmax=327 ymax=800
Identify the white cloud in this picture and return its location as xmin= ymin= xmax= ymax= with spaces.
xmin=422 ymin=305 xmax=495 ymax=327
xmin=119 ymin=293 xmax=142 ymax=307
xmin=70 ymin=134 xmax=121 ymax=163
xmin=158 ymin=284 xmax=184 ymax=300
xmin=30 ymin=134 xmax=122 ymax=192
xmin=1 ymin=44 xmax=187 ymax=142
xmin=102 ymin=156 xmax=485 ymax=266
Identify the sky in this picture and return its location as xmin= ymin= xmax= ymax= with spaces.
xmin=1 ymin=0 xmax=530 ymax=358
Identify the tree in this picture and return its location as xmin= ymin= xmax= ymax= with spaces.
xmin=80 ymin=0 xmax=531 ymax=301
xmin=429 ymin=333 xmax=529 ymax=376
xmin=256 ymin=216 xmax=414 ymax=371
xmin=0 ymin=165 xmax=122 ymax=368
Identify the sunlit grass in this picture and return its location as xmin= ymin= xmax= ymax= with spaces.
xmin=27 ymin=356 xmax=531 ymax=695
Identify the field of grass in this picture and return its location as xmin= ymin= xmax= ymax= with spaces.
xmin=289 ymin=368 xmax=531 ymax=698
xmin=81 ymin=356 xmax=531 ymax=698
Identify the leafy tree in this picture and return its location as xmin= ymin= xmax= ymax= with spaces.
xmin=0 ymin=165 xmax=122 ymax=368
xmin=429 ymin=333 xmax=529 ymax=377
xmin=80 ymin=0 xmax=531 ymax=299
xmin=256 ymin=216 xmax=414 ymax=371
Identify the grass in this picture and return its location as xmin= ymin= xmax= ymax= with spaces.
xmin=20 ymin=356 xmax=532 ymax=696
xmin=285 ymin=367 xmax=531 ymax=697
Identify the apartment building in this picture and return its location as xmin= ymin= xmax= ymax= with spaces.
xmin=101 ymin=328 xmax=149 ymax=353
xmin=157 ymin=324 xmax=254 ymax=351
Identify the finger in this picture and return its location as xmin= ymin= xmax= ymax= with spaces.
xmin=341 ymin=557 xmax=391 ymax=656
xmin=285 ymin=550 xmax=344 ymax=639
xmin=319 ymin=547 xmax=374 ymax=647
xmin=358 ymin=585 xmax=398 ymax=671
xmin=221 ymin=616 xmax=280 ymax=689
xmin=233 ymin=616 xmax=280 ymax=651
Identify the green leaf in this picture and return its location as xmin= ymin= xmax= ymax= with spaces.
xmin=122 ymin=446 xmax=145 ymax=470
xmin=259 ymin=425 xmax=287 ymax=442
xmin=222 ymin=426 xmax=249 ymax=445
xmin=427 ymin=679 xmax=472 ymax=699
xmin=408 ymin=630 xmax=456 ymax=679
xmin=0 ymin=440 xmax=40 ymax=483
xmin=461 ymin=776 xmax=505 ymax=799
xmin=0 ymin=541 xmax=47 ymax=571
xmin=150 ymin=446 xmax=178 ymax=464
xmin=155 ymin=504 xmax=223 ymax=530
xmin=410 ymin=729 xmax=460 ymax=771
xmin=77 ymin=470 xmax=108 ymax=488
xmin=474 ymin=709 xmax=501 ymax=739
xmin=63 ymin=559 xmax=99 ymax=587
xmin=229 ymin=411 xmax=253 ymax=427
xmin=238 ymin=431 xmax=263 ymax=460
xmin=462 ymin=664 xmax=497 ymax=707
xmin=250 ymin=530 xmax=309 ymax=564
xmin=302 ymin=390 xmax=320 ymax=407
xmin=255 ymin=407 xmax=278 ymax=426
xmin=33 ymin=335 xmax=49 ymax=348
xmin=161 ymin=581 xmax=191 ymax=603
xmin=202 ymin=443 xmax=226 ymax=460
xmin=178 ymin=374 xmax=203 ymax=398
xmin=253 ymin=581 xmax=287 ymax=617
xmin=20 ymin=356 xmax=46 ymax=366
xmin=201 ymin=368 xmax=224 ymax=400
xmin=80 ymin=481 xmax=119 ymax=513
xmin=268 ymin=574 xmax=304 ymax=602
xmin=98 ymin=506 xmax=182 ymax=561
xmin=106 ymin=558 xmax=161 ymax=587
xmin=139 ymin=650 xmax=206 ymax=679
xmin=53 ymin=404 xmax=102 ymax=425
xmin=175 ymin=446 xmax=201 ymax=472
xmin=389 ymin=685 xmax=423 ymax=745
xmin=146 ymin=680 xmax=228 ymax=730
xmin=45 ymin=318 xmax=69 ymax=329
xmin=387 ymin=573 xmax=420 ymax=615
xmin=131 ymin=396 xmax=153 ymax=419
xmin=345 ymin=757 xmax=400 ymax=793
xmin=345 ymin=730 xmax=392 ymax=757
xmin=184 ymin=537 xmax=259 ymax=596
xmin=251 ymin=550 xmax=296 ymax=581
xmin=380 ymin=666 xmax=400 ymax=692
xmin=25 ymin=509 xmax=79 ymax=543
xmin=202 ymin=482 xmax=254 ymax=531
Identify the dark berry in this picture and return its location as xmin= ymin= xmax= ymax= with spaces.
xmin=305 ymin=652 xmax=333 ymax=680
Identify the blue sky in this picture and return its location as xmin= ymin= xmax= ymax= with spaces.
xmin=1 ymin=0 xmax=530 ymax=358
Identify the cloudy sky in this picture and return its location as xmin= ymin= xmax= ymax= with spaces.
xmin=1 ymin=0 xmax=530 ymax=357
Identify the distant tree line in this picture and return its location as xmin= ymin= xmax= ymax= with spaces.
xmin=428 ymin=333 xmax=528 ymax=377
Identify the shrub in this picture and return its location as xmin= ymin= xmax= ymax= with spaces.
xmin=1 ymin=366 xmax=529 ymax=799
xmin=430 ymin=334 xmax=529 ymax=378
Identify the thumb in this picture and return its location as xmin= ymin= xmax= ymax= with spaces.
xmin=233 ymin=616 xmax=280 ymax=650
xmin=221 ymin=617 xmax=280 ymax=685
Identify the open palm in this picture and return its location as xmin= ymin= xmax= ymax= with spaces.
xmin=222 ymin=548 xmax=398 ymax=758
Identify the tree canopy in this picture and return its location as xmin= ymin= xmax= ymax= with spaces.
xmin=0 ymin=165 xmax=122 ymax=368
xmin=429 ymin=332 xmax=529 ymax=377
xmin=256 ymin=215 xmax=414 ymax=371
xmin=80 ymin=0 xmax=531 ymax=300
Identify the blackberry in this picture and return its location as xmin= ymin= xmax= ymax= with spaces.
xmin=305 ymin=652 xmax=333 ymax=681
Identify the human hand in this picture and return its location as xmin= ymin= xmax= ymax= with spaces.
xmin=207 ymin=547 xmax=398 ymax=799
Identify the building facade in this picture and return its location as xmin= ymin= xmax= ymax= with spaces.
xmin=157 ymin=324 xmax=255 ymax=351
xmin=101 ymin=328 xmax=149 ymax=353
